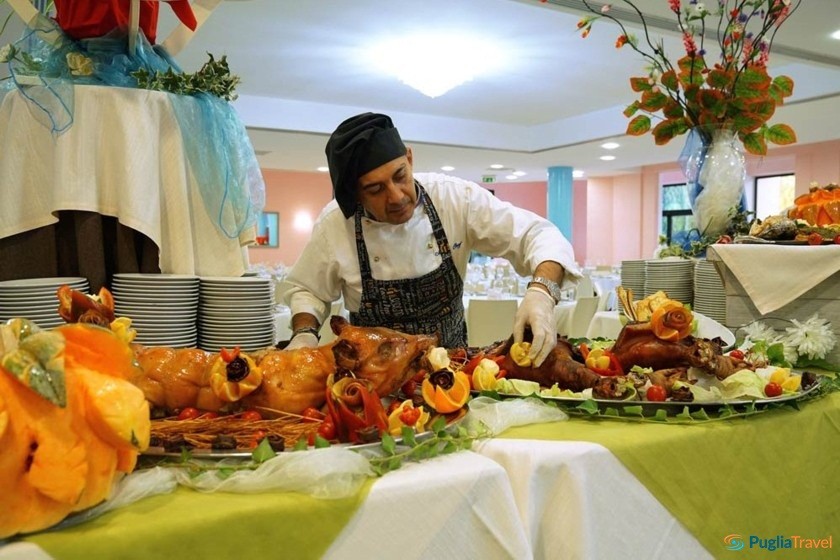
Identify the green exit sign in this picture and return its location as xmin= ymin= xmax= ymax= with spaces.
xmin=481 ymin=175 xmax=496 ymax=184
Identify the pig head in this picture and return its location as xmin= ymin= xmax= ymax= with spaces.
xmin=330 ymin=316 xmax=438 ymax=396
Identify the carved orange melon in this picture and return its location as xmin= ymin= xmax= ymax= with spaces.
xmin=0 ymin=324 xmax=150 ymax=539
xmin=788 ymin=183 xmax=840 ymax=226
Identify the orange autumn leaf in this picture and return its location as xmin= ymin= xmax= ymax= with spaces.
xmin=650 ymin=301 xmax=694 ymax=342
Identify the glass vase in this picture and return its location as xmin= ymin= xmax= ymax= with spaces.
xmin=679 ymin=126 xmax=747 ymax=239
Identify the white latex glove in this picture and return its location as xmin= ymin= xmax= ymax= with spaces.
xmin=513 ymin=286 xmax=557 ymax=367
xmin=285 ymin=332 xmax=319 ymax=351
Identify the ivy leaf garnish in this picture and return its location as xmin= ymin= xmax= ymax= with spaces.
xmin=251 ymin=438 xmax=277 ymax=463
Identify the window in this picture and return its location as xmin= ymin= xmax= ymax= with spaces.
xmin=754 ymin=174 xmax=795 ymax=218
xmin=661 ymin=183 xmax=697 ymax=246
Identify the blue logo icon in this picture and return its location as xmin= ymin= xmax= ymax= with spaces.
xmin=724 ymin=534 xmax=745 ymax=551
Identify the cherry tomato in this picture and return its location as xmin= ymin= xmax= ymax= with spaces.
xmin=807 ymin=232 xmax=823 ymax=246
xmin=301 ymin=407 xmax=325 ymax=421
xmin=386 ymin=400 xmax=402 ymax=414
xmin=198 ymin=411 xmax=219 ymax=420
xmin=401 ymin=379 xmax=418 ymax=396
xmin=399 ymin=406 xmax=422 ymax=427
xmin=646 ymin=385 xmax=668 ymax=402
xmin=239 ymin=410 xmax=263 ymax=422
xmin=317 ymin=418 xmax=336 ymax=440
xmin=716 ymin=235 xmax=732 ymax=244
xmin=249 ymin=429 xmax=267 ymax=448
xmin=729 ymin=349 xmax=745 ymax=360
xmin=764 ymin=382 xmax=783 ymax=398
xmin=834 ymin=235 xmax=840 ymax=245
xmin=177 ymin=407 xmax=200 ymax=420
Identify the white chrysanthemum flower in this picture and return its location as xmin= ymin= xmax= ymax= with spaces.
xmin=780 ymin=340 xmax=799 ymax=365
xmin=741 ymin=321 xmax=777 ymax=343
xmin=783 ymin=314 xmax=837 ymax=360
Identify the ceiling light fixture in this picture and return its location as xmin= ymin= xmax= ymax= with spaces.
xmin=505 ymin=174 xmax=518 ymax=180
xmin=490 ymin=164 xmax=505 ymax=169
xmin=600 ymin=142 xmax=620 ymax=150
xmin=572 ymin=170 xmax=585 ymax=178
xmin=441 ymin=165 xmax=455 ymax=171
xmin=367 ymin=34 xmax=504 ymax=98
xmin=831 ymin=29 xmax=840 ymax=40
xmin=512 ymin=171 xmax=527 ymax=177
xmin=599 ymin=155 xmax=616 ymax=161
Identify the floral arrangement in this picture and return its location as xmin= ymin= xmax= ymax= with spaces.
xmin=570 ymin=0 xmax=801 ymax=155
xmin=737 ymin=314 xmax=839 ymax=371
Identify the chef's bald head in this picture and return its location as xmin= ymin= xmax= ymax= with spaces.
xmin=325 ymin=113 xmax=407 ymax=218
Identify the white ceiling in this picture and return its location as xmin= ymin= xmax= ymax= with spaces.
xmin=3 ymin=0 xmax=839 ymax=183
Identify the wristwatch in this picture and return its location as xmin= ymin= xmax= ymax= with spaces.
xmin=528 ymin=276 xmax=563 ymax=304
xmin=292 ymin=326 xmax=321 ymax=341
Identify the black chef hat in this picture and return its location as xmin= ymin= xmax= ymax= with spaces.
xmin=325 ymin=112 xmax=407 ymax=218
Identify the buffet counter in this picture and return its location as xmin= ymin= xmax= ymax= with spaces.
xmin=0 ymin=86 xmax=254 ymax=282
xmin=6 ymin=392 xmax=837 ymax=560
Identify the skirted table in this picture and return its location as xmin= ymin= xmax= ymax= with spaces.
xmin=0 ymin=85 xmax=255 ymax=290
xmin=3 ymin=392 xmax=837 ymax=560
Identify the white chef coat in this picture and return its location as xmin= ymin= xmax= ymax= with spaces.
xmin=283 ymin=173 xmax=580 ymax=325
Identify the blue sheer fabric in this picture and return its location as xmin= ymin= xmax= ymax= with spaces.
xmin=1 ymin=15 xmax=264 ymax=239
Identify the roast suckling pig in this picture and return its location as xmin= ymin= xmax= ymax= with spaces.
xmin=130 ymin=316 xmax=437 ymax=415
xmin=610 ymin=322 xmax=747 ymax=379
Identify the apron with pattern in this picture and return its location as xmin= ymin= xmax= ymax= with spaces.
xmin=350 ymin=183 xmax=467 ymax=348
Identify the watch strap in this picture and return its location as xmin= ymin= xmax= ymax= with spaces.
xmin=529 ymin=276 xmax=562 ymax=304
xmin=292 ymin=326 xmax=321 ymax=341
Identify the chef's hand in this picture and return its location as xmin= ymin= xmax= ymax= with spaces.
xmin=285 ymin=332 xmax=319 ymax=350
xmin=513 ymin=286 xmax=557 ymax=367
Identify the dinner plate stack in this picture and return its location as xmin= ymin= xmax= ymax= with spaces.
xmin=198 ymin=276 xmax=275 ymax=352
xmin=112 ymin=274 xmax=199 ymax=348
xmin=618 ymin=260 xmax=646 ymax=312
xmin=693 ymin=260 xmax=727 ymax=324
xmin=0 ymin=277 xmax=88 ymax=329
xmin=644 ymin=259 xmax=694 ymax=305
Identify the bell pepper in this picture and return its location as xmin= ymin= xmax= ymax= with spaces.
xmin=584 ymin=348 xmax=623 ymax=377
xmin=325 ymin=376 xmax=388 ymax=443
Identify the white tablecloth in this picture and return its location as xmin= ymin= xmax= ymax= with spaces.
xmin=0 ymin=86 xmax=253 ymax=277
xmin=587 ymin=310 xmax=736 ymax=346
xmin=474 ymin=439 xmax=710 ymax=560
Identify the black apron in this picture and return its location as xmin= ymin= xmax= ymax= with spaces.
xmin=349 ymin=183 xmax=467 ymax=348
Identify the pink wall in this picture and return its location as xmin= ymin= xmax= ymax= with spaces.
xmin=249 ymin=139 xmax=840 ymax=268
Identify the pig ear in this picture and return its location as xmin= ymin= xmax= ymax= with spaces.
xmin=330 ymin=315 xmax=348 ymax=335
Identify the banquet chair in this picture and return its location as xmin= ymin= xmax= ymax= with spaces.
xmin=319 ymin=301 xmax=344 ymax=345
xmin=568 ymin=296 xmax=599 ymax=338
xmin=467 ymin=299 xmax=519 ymax=347
xmin=576 ymin=275 xmax=595 ymax=299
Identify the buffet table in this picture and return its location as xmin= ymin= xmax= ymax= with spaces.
xmin=5 ymin=392 xmax=837 ymax=560
xmin=0 ymin=86 xmax=254 ymax=287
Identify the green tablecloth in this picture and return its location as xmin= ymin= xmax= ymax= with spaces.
xmin=501 ymin=392 xmax=840 ymax=559
xmin=26 ymin=482 xmax=373 ymax=560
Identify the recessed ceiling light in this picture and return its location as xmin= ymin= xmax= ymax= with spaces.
xmin=512 ymin=171 xmax=527 ymax=177
xmin=831 ymin=29 xmax=840 ymax=40
xmin=505 ymin=174 xmax=518 ymax=180
xmin=600 ymin=155 xmax=616 ymax=161
xmin=316 ymin=166 xmax=329 ymax=172
xmin=601 ymin=142 xmax=620 ymax=150
xmin=441 ymin=165 xmax=455 ymax=171
xmin=490 ymin=164 xmax=505 ymax=169
xmin=572 ymin=170 xmax=585 ymax=178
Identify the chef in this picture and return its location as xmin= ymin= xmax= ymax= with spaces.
xmin=282 ymin=112 xmax=580 ymax=366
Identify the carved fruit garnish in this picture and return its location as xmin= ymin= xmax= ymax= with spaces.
xmin=650 ymin=301 xmax=694 ymax=342
xmin=428 ymin=369 xmax=454 ymax=389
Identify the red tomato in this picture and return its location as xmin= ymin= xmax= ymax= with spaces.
xmin=728 ymin=349 xmax=745 ymax=360
xmin=220 ymin=345 xmax=241 ymax=363
xmin=716 ymin=235 xmax=732 ymax=244
xmin=764 ymin=382 xmax=783 ymax=398
xmin=807 ymin=232 xmax=823 ymax=246
xmin=177 ymin=407 xmax=200 ymax=421
xmin=386 ymin=400 xmax=401 ymax=414
xmin=646 ymin=386 xmax=668 ymax=402
xmin=239 ymin=410 xmax=263 ymax=422
xmin=301 ymin=407 xmax=325 ymax=421
xmin=401 ymin=379 xmax=418 ymax=396
xmin=249 ymin=429 xmax=267 ymax=449
xmin=834 ymin=235 xmax=840 ymax=245
xmin=317 ymin=418 xmax=336 ymax=440
xmin=399 ymin=406 xmax=422 ymax=426
xmin=198 ymin=411 xmax=219 ymax=420
xmin=462 ymin=354 xmax=485 ymax=375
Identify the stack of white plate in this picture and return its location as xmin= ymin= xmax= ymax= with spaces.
xmin=198 ymin=277 xmax=275 ymax=352
xmin=0 ymin=277 xmax=88 ymax=329
xmin=112 ymin=274 xmax=199 ymax=348
xmin=644 ymin=259 xmax=694 ymax=305
xmin=693 ymin=260 xmax=727 ymax=324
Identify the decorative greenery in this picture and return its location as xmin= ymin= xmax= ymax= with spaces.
xmin=658 ymin=205 xmax=754 ymax=257
xmin=570 ymin=0 xmax=800 ymax=155
xmin=132 ymin=53 xmax=240 ymax=102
